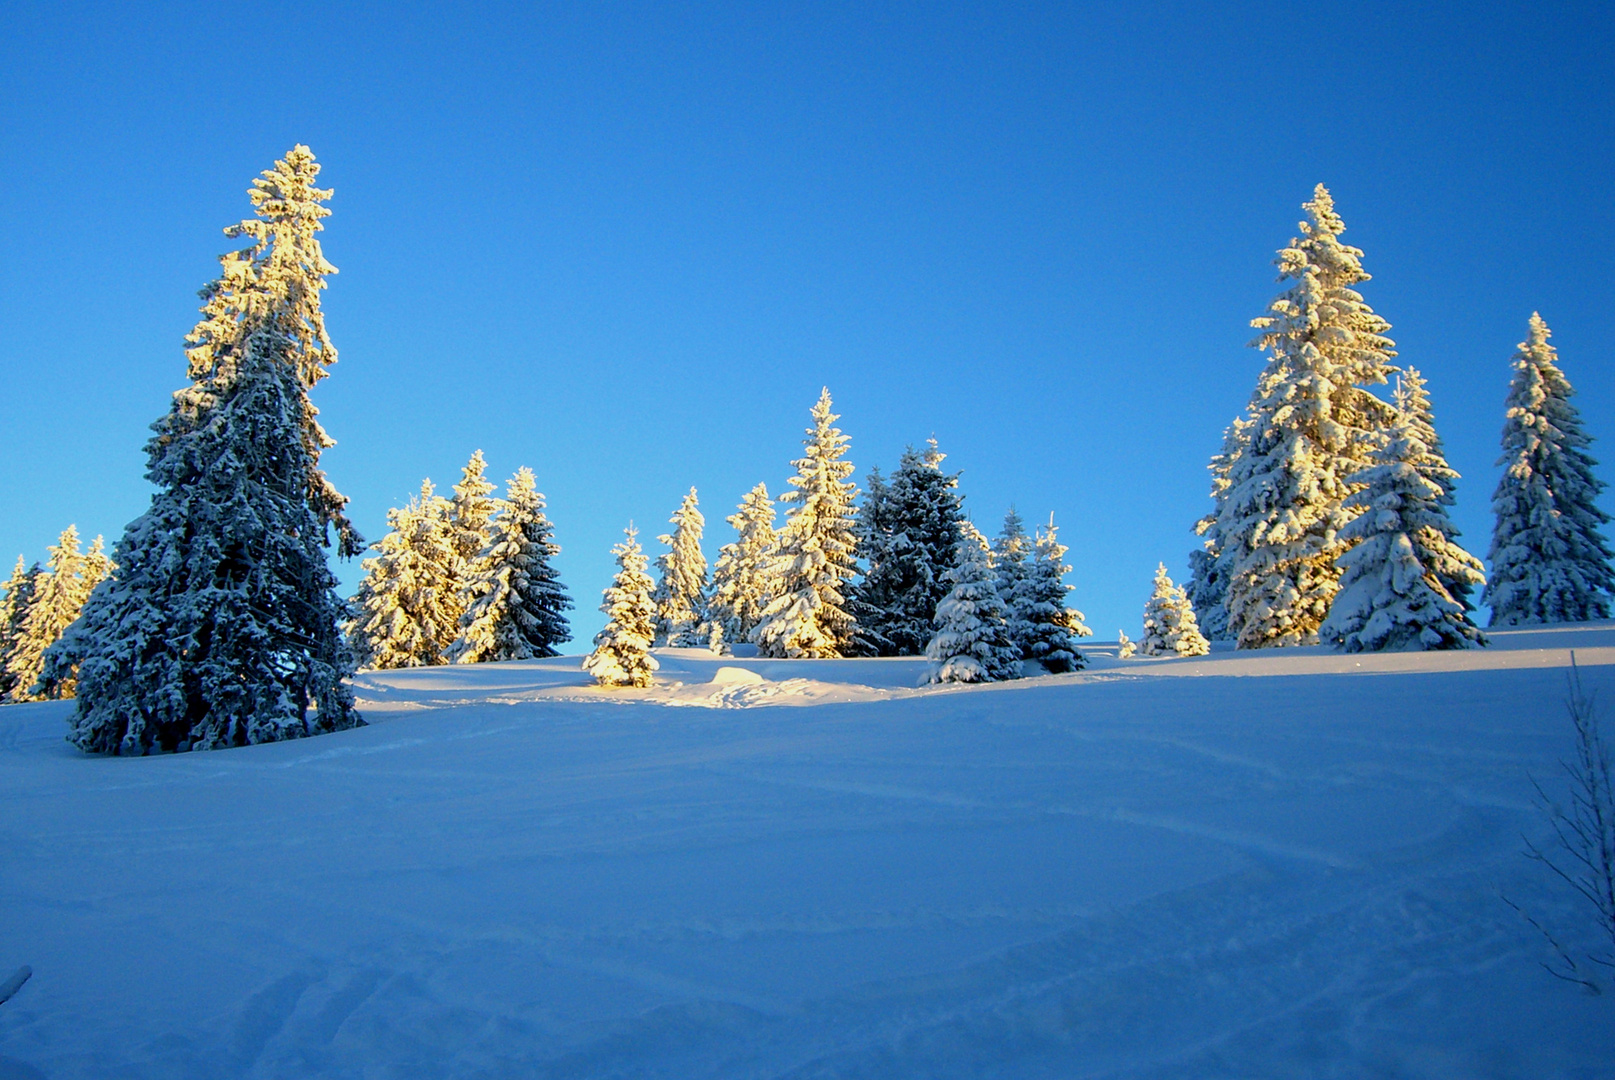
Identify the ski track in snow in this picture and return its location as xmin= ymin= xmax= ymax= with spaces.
xmin=1 ymin=629 xmax=1614 ymax=1076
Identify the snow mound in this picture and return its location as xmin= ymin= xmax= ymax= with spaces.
xmin=709 ymin=666 xmax=767 ymax=686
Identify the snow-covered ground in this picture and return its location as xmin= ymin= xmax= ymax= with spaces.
xmin=3 ymin=627 xmax=1614 ymax=1078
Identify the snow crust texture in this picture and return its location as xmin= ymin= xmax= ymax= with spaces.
xmin=3 ymin=628 xmax=1615 ymax=1077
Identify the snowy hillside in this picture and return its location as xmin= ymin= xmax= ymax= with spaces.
xmin=3 ymin=629 xmax=1614 ymax=1077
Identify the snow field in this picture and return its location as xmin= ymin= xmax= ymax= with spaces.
xmin=1 ymin=628 xmax=1614 ymax=1077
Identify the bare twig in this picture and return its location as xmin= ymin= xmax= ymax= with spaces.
xmin=1511 ymin=652 xmax=1615 ymax=992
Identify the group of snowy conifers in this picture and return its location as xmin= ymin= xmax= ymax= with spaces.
xmin=2 ymin=149 xmax=1611 ymax=754
xmin=568 ymin=392 xmax=1091 ymax=688
xmin=344 ymin=453 xmax=573 ymax=669
xmin=1183 ymin=185 xmax=1612 ymax=653
xmin=0 ymin=529 xmax=111 ymax=704
xmin=346 ymin=387 xmax=1093 ymax=690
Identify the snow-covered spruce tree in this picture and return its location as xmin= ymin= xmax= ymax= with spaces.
xmin=708 ymin=483 xmax=778 ymax=646
xmin=348 ymin=480 xmax=459 ymax=669
xmin=1395 ymin=369 xmax=1454 ymax=501
xmin=47 ymin=330 xmax=361 ymax=751
xmin=1116 ymin=630 xmax=1136 ymax=659
xmin=846 ymin=465 xmax=897 ymax=657
xmin=1389 ymin=367 xmax=1487 ymax=612
xmin=959 ymin=518 xmax=991 ymax=557
xmin=1012 ymin=517 xmax=1090 ymax=672
xmin=1319 ymin=417 xmax=1487 ymax=651
xmin=46 ymin=146 xmax=362 ymax=753
xmin=181 ymin=144 xmax=361 ymax=557
xmin=5 ymin=527 xmax=90 ymax=702
xmin=854 ymin=439 xmax=965 ymax=655
xmin=80 ymin=537 xmax=112 ymax=596
xmin=43 ymin=535 xmax=115 ymax=698
xmin=1188 ymin=413 xmax=1254 ymax=641
xmin=448 ymin=467 xmax=572 ymax=663
xmin=585 ymin=525 xmax=659 ymax=688
xmin=447 ymin=450 xmax=500 ymax=620
xmin=653 ymin=488 xmax=709 ymax=646
xmin=0 ymin=557 xmax=41 ymax=702
xmin=753 ymin=388 xmax=860 ymax=658
xmin=1219 ymin=185 xmax=1398 ymax=649
xmin=1483 ymin=314 xmax=1615 ymax=626
xmin=925 ymin=532 xmax=1021 ymax=684
xmin=994 ymin=507 xmax=1034 ymax=657
xmin=13 ymin=530 xmax=112 ymax=701
xmin=1139 ymin=563 xmax=1211 ymax=657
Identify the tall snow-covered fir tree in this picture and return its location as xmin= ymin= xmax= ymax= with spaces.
xmin=1395 ymin=369 xmax=1455 ymax=501
xmin=994 ymin=507 xmax=1034 ymax=657
xmin=447 ymin=450 xmax=500 ymax=624
xmin=1218 ymin=185 xmax=1398 ymax=649
xmin=0 ymin=556 xmax=41 ymax=702
xmin=1138 ymin=563 xmax=1211 ymax=657
xmin=653 ymin=488 xmax=709 ymax=647
xmin=753 ymin=388 xmax=860 ymax=658
xmin=1319 ymin=414 xmax=1487 ymax=651
xmin=1482 ymin=314 xmax=1615 ymax=626
xmin=708 ymin=483 xmax=778 ymax=646
xmin=82 ymin=536 xmax=113 ymax=596
xmin=854 ymin=439 xmax=966 ymax=656
xmin=448 ymin=468 xmax=572 ymax=663
xmin=925 ymin=533 xmax=1021 ymax=684
xmin=46 ymin=146 xmax=362 ymax=753
xmin=348 ymin=480 xmax=459 ymax=669
xmin=1011 ymin=517 xmax=1090 ymax=673
xmin=5 ymin=527 xmax=103 ymax=702
xmin=52 ymin=534 xmax=113 ymax=697
xmin=1390 ymin=367 xmax=1487 ymax=612
xmin=178 ymin=144 xmax=361 ymax=557
xmin=1187 ymin=414 xmax=1254 ymax=641
xmin=585 ymin=525 xmax=659 ymax=688
xmin=48 ymin=332 xmax=361 ymax=750
xmin=847 ymin=465 xmax=897 ymax=657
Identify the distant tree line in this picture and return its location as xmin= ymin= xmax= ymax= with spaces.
xmin=582 ymin=389 xmax=1092 ymax=688
xmin=3 ymin=160 xmax=1610 ymax=751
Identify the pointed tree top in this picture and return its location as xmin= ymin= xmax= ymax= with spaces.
xmin=1527 ymin=311 xmax=1551 ymax=346
xmin=505 ymin=466 xmax=537 ymax=499
xmin=1303 ymin=183 xmax=1342 ymax=237
xmin=811 ymin=386 xmax=837 ymax=424
xmin=1394 ymin=365 xmax=1430 ymax=413
xmin=249 ymin=145 xmax=332 ymax=225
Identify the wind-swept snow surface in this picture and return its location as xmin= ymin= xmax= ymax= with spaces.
xmin=3 ymin=629 xmax=1614 ymax=1076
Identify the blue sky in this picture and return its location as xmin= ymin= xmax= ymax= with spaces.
xmin=2 ymin=1 xmax=1612 ymax=645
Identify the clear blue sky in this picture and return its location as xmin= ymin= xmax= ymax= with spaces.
xmin=3 ymin=1 xmax=1612 ymax=646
